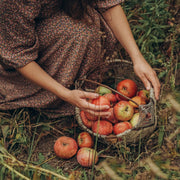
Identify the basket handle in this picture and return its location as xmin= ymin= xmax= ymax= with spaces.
xmin=77 ymin=78 xmax=140 ymax=107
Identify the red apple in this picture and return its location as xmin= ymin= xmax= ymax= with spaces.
xmin=103 ymin=93 xmax=117 ymax=106
xmin=113 ymin=122 xmax=132 ymax=135
xmin=77 ymin=147 xmax=98 ymax=167
xmin=80 ymin=111 xmax=93 ymax=128
xmin=92 ymin=96 xmax=110 ymax=108
xmin=105 ymin=108 xmax=118 ymax=124
xmin=116 ymin=79 xmax=137 ymax=100
xmin=95 ymin=86 xmax=112 ymax=95
xmin=77 ymin=132 xmax=93 ymax=148
xmin=92 ymin=120 xmax=113 ymax=135
xmin=130 ymin=113 xmax=140 ymax=127
xmin=84 ymin=111 xmax=98 ymax=121
xmin=54 ymin=136 xmax=78 ymax=159
xmin=129 ymin=96 xmax=146 ymax=108
xmin=113 ymin=101 xmax=134 ymax=121
xmin=137 ymin=89 xmax=150 ymax=103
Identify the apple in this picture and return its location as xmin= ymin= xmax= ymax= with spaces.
xmin=105 ymin=108 xmax=118 ymax=124
xmin=77 ymin=132 xmax=93 ymax=148
xmin=84 ymin=111 xmax=98 ymax=121
xmin=113 ymin=101 xmax=134 ymax=121
xmin=92 ymin=96 xmax=110 ymax=108
xmin=103 ymin=93 xmax=117 ymax=106
xmin=116 ymin=79 xmax=137 ymax=100
xmin=95 ymin=86 xmax=112 ymax=95
xmin=80 ymin=111 xmax=93 ymax=128
xmin=84 ymin=99 xmax=98 ymax=121
xmin=129 ymin=96 xmax=146 ymax=108
xmin=77 ymin=147 xmax=98 ymax=167
xmin=92 ymin=120 xmax=113 ymax=135
xmin=113 ymin=122 xmax=132 ymax=135
xmin=54 ymin=136 xmax=78 ymax=159
xmin=115 ymin=93 xmax=123 ymax=102
xmin=130 ymin=113 xmax=140 ymax=127
xmin=137 ymin=89 xmax=150 ymax=103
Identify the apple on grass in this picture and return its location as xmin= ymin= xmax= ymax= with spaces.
xmin=80 ymin=111 xmax=93 ymax=129
xmin=77 ymin=147 xmax=98 ymax=167
xmin=113 ymin=122 xmax=132 ymax=135
xmin=116 ymin=79 xmax=137 ymax=100
xmin=54 ymin=136 xmax=78 ymax=159
xmin=113 ymin=101 xmax=134 ymax=121
xmin=130 ymin=113 xmax=140 ymax=127
xmin=77 ymin=132 xmax=93 ymax=148
xmin=92 ymin=120 xmax=113 ymax=135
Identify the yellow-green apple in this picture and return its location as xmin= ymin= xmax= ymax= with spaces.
xmin=77 ymin=132 xmax=93 ymax=148
xmin=80 ymin=111 xmax=93 ymax=129
xmin=77 ymin=147 xmax=98 ymax=167
xmin=113 ymin=101 xmax=134 ymax=121
xmin=130 ymin=113 xmax=140 ymax=127
xmin=54 ymin=136 xmax=78 ymax=159
xmin=129 ymin=96 xmax=146 ymax=108
xmin=95 ymin=86 xmax=112 ymax=95
xmin=92 ymin=120 xmax=113 ymax=135
xmin=116 ymin=79 xmax=137 ymax=100
xmin=137 ymin=89 xmax=150 ymax=103
xmin=113 ymin=122 xmax=132 ymax=135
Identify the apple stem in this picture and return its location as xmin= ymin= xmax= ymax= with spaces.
xmin=78 ymin=78 xmax=140 ymax=107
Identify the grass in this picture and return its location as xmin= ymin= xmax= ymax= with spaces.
xmin=0 ymin=0 xmax=180 ymax=179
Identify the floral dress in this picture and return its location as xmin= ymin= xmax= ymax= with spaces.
xmin=0 ymin=0 xmax=123 ymax=118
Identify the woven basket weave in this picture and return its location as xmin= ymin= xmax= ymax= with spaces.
xmin=75 ymin=59 xmax=157 ymax=144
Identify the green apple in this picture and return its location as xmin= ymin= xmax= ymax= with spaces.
xmin=95 ymin=86 xmax=112 ymax=95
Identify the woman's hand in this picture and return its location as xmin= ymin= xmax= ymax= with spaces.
xmin=66 ymin=90 xmax=111 ymax=118
xmin=103 ymin=5 xmax=161 ymax=100
xmin=133 ymin=57 xmax=161 ymax=100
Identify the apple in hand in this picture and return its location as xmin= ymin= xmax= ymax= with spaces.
xmin=95 ymin=86 xmax=112 ymax=95
xmin=77 ymin=132 xmax=93 ymax=148
xmin=116 ymin=79 xmax=137 ymax=100
xmin=130 ymin=113 xmax=140 ymax=127
xmin=137 ymin=89 xmax=150 ymax=103
xmin=77 ymin=147 xmax=98 ymax=167
xmin=113 ymin=122 xmax=132 ymax=135
xmin=129 ymin=96 xmax=146 ymax=108
xmin=92 ymin=120 xmax=113 ymax=135
xmin=92 ymin=96 xmax=110 ymax=108
xmin=113 ymin=101 xmax=134 ymax=121
xmin=54 ymin=136 xmax=78 ymax=159
xmin=80 ymin=111 xmax=93 ymax=128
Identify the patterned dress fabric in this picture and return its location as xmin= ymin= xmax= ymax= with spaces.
xmin=0 ymin=0 xmax=122 ymax=118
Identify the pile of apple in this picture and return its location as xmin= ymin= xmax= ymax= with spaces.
xmin=54 ymin=132 xmax=98 ymax=167
xmin=80 ymin=79 xmax=150 ymax=136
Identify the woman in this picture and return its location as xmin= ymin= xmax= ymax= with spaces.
xmin=0 ymin=0 xmax=160 ymax=119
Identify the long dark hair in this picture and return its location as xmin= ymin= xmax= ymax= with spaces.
xmin=60 ymin=0 xmax=98 ymax=20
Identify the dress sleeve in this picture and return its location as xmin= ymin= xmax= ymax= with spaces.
xmin=0 ymin=0 xmax=41 ymax=68
xmin=96 ymin=0 xmax=124 ymax=12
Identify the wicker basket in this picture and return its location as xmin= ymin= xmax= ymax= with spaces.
xmin=75 ymin=59 xmax=157 ymax=144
